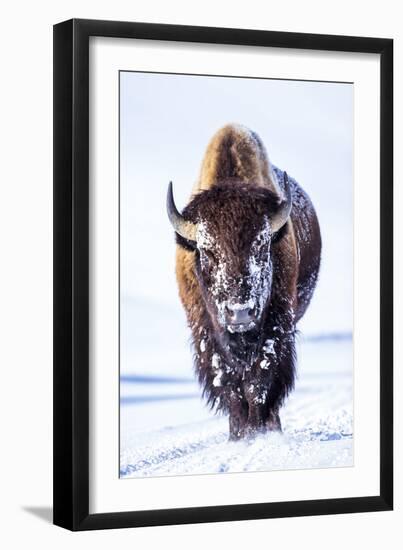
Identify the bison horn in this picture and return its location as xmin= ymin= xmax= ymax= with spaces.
xmin=167 ymin=182 xmax=198 ymax=243
xmin=271 ymin=172 xmax=292 ymax=233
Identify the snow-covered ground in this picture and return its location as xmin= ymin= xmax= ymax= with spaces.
xmin=119 ymin=73 xmax=353 ymax=479
xmin=120 ymin=334 xmax=353 ymax=478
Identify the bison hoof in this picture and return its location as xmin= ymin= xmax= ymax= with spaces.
xmin=267 ymin=414 xmax=282 ymax=432
xmin=228 ymin=432 xmax=243 ymax=442
xmin=242 ymin=420 xmax=282 ymax=440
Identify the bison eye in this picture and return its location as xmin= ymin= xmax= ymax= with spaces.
xmin=200 ymin=249 xmax=216 ymax=269
xmin=256 ymin=244 xmax=269 ymax=262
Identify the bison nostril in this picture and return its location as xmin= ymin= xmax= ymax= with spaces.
xmin=248 ymin=308 xmax=255 ymax=318
xmin=226 ymin=305 xmax=235 ymax=318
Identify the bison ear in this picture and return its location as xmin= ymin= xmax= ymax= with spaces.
xmin=271 ymin=172 xmax=292 ymax=233
xmin=175 ymin=232 xmax=197 ymax=252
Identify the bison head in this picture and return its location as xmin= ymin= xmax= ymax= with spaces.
xmin=167 ymin=175 xmax=291 ymax=336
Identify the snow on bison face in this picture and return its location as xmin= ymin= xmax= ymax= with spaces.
xmin=167 ymin=174 xmax=292 ymax=337
xmin=195 ymin=216 xmax=273 ymax=334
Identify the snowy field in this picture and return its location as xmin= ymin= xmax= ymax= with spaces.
xmin=119 ymin=73 xmax=353 ymax=479
xmin=120 ymin=315 xmax=353 ymax=478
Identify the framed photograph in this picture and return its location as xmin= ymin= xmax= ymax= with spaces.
xmin=53 ymin=19 xmax=393 ymax=530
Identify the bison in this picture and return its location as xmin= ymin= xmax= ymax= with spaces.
xmin=167 ymin=124 xmax=321 ymax=440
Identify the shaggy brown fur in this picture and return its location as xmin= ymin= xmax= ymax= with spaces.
xmin=173 ymin=124 xmax=321 ymax=439
xmin=193 ymin=124 xmax=275 ymax=193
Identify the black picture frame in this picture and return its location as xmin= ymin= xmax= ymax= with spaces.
xmin=53 ymin=18 xmax=393 ymax=531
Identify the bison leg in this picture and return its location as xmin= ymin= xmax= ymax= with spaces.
xmin=244 ymin=384 xmax=282 ymax=437
xmin=265 ymin=408 xmax=282 ymax=431
xmin=244 ymin=383 xmax=266 ymax=435
xmin=228 ymin=391 xmax=248 ymax=441
xmin=244 ymin=404 xmax=282 ymax=437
